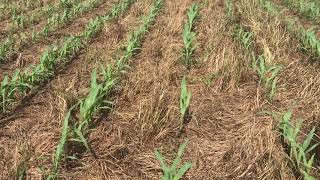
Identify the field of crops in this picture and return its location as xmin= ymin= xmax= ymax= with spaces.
xmin=0 ymin=0 xmax=320 ymax=179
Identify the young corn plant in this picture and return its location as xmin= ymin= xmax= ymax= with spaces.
xmin=0 ymin=0 xmax=136 ymax=113
xmin=225 ymin=0 xmax=234 ymax=20
xmin=73 ymin=0 xmax=163 ymax=154
xmin=299 ymin=28 xmax=320 ymax=58
xmin=83 ymin=17 xmax=104 ymax=41
xmin=284 ymin=0 xmax=320 ymax=20
xmin=252 ymin=54 xmax=282 ymax=99
xmin=279 ymin=111 xmax=318 ymax=180
xmin=47 ymin=106 xmax=76 ymax=180
xmin=297 ymin=0 xmax=320 ymax=20
xmin=155 ymin=140 xmax=192 ymax=180
xmin=182 ymin=3 xmax=199 ymax=69
xmin=259 ymin=0 xmax=279 ymax=14
xmin=0 ymin=69 xmax=32 ymax=113
xmin=0 ymin=0 xmax=93 ymax=63
xmin=114 ymin=0 xmax=163 ymax=72
xmin=180 ymin=77 xmax=191 ymax=130
xmin=0 ymin=37 xmax=15 ymax=63
xmin=234 ymin=26 xmax=253 ymax=50
xmin=73 ymin=67 xmax=116 ymax=151
xmin=12 ymin=14 xmax=26 ymax=29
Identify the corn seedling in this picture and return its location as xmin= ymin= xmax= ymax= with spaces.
xmin=279 ymin=111 xmax=318 ymax=180
xmin=0 ymin=0 xmax=89 ymax=64
xmin=252 ymin=54 xmax=282 ymax=99
xmin=47 ymin=105 xmax=76 ymax=180
xmin=259 ymin=0 xmax=279 ymax=14
xmin=83 ymin=17 xmax=104 ymax=41
xmin=226 ymin=0 xmax=234 ymax=20
xmin=182 ymin=3 xmax=199 ymax=69
xmin=234 ymin=26 xmax=253 ymax=50
xmin=232 ymin=23 xmax=281 ymax=99
xmin=12 ymin=14 xmax=26 ymax=28
xmin=299 ymin=28 xmax=320 ymax=58
xmin=284 ymin=0 xmax=320 ymax=20
xmin=0 ymin=37 xmax=15 ymax=62
xmin=155 ymin=140 xmax=192 ymax=180
xmin=180 ymin=77 xmax=191 ymax=130
xmin=115 ymin=0 xmax=162 ymax=71
xmin=74 ymin=67 xmax=115 ymax=151
xmin=0 ymin=70 xmax=32 ymax=113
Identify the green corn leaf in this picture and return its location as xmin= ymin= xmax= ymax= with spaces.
xmin=302 ymin=127 xmax=316 ymax=151
xmin=173 ymin=162 xmax=192 ymax=180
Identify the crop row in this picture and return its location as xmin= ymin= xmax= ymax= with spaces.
xmin=49 ymin=0 xmax=163 ymax=178
xmin=226 ymin=0 xmax=282 ymax=100
xmin=0 ymin=0 xmax=134 ymax=114
xmin=50 ymin=1 xmax=203 ymax=179
xmin=181 ymin=3 xmax=199 ymax=69
xmin=0 ymin=0 xmax=46 ymax=21
xmin=283 ymin=0 xmax=320 ymax=21
xmin=227 ymin=0 xmax=318 ymax=179
xmin=260 ymin=0 xmax=320 ymax=59
xmin=0 ymin=0 xmax=106 ymax=64
xmin=4 ymin=0 xmax=82 ymax=34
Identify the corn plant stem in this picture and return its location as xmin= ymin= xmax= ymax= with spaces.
xmin=0 ymin=0 xmax=97 ymax=63
xmin=50 ymin=0 xmax=163 ymax=178
xmin=0 ymin=0 xmax=135 ymax=114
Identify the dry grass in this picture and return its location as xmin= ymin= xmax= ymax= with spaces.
xmin=1 ymin=0 xmax=320 ymax=179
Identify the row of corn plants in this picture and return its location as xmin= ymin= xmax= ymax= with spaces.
xmin=0 ymin=0 xmax=81 ymax=62
xmin=232 ymin=24 xmax=282 ymax=100
xmin=278 ymin=111 xmax=318 ymax=180
xmin=155 ymin=77 xmax=193 ymax=179
xmin=260 ymin=0 xmax=320 ymax=59
xmin=226 ymin=0 xmax=282 ymax=101
xmin=154 ymin=3 xmax=198 ymax=179
xmin=181 ymin=3 xmax=200 ymax=69
xmin=6 ymin=0 xmax=82 ymax=32
xmin=49 ymin=0 xmax=163 ymax=178
xmin=251 ymin=1 xmax=319 ymax=179
xmin=0 ymin=0 xmax=45 ymax=21
xmin=283 ymin=0 xmax=320 ymax=21
xmin=0 ymin=0 xmax=135 ymax=114
xmin=0 ymin=0 xmax=105 ymax=64
xmin=261 ymin=109 xmax=319 ymax=180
